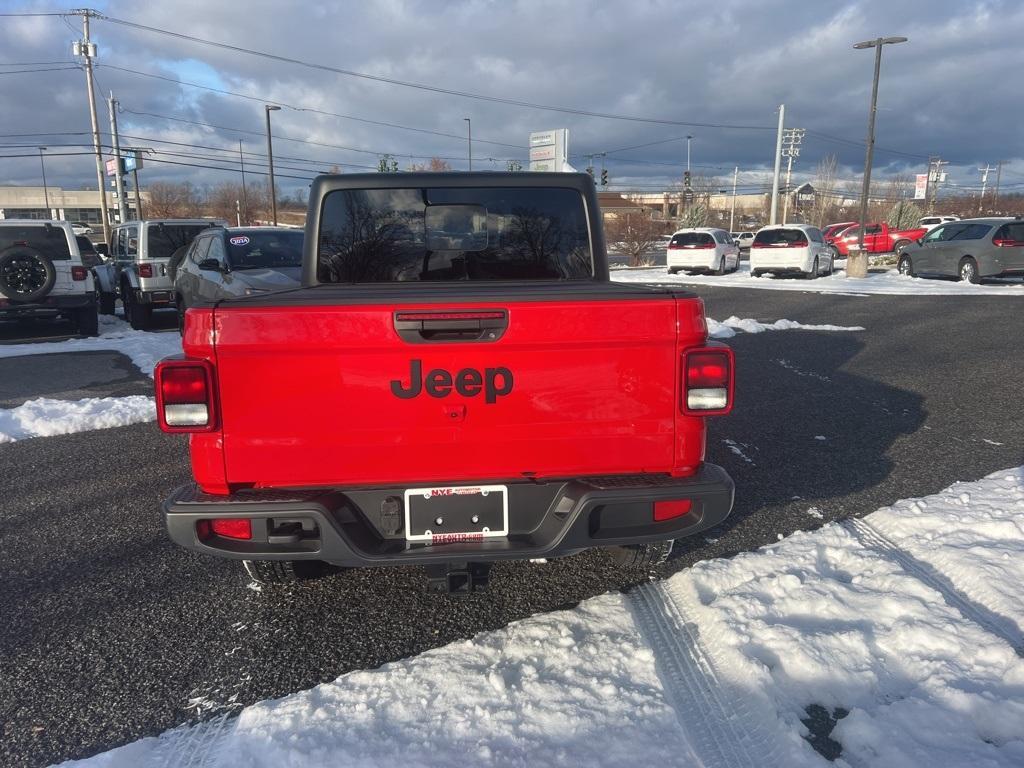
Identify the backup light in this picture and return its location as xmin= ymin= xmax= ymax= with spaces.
xmin=683 ymin=347 xmax=734 ymax=415
xmin=154 ymin=359 xmax=216 ymax=432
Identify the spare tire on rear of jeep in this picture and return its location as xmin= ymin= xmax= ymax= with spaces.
xmin=0 ymin=246 xmax=57 ymax=302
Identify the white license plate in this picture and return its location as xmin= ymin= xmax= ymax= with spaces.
xmin=403 ymin=485 xmax=508 ymax=543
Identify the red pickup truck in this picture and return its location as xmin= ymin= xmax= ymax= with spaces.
xmin=154 ymin=173 xmax=735 ymax=592
xmin=831 ymin=222 xmax=927 ymax=257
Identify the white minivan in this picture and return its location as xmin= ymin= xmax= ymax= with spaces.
xmin=666 ymin=228 xmax=740 ymax=275
xmin=749 ymin=224 xmax=833 ymax=279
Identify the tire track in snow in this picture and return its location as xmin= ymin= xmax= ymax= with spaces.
xmin=629 ymin=581 xmax=787 ymax=768
xmin=155 ymin=712 xmax=234 ymax=768
xmin=843 ymin=517 xmax=1024 ymax=656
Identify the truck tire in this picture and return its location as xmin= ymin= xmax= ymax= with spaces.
xmin=124 ymin=287 xmax=153 ymax=330
xmin=97 ymin=289 xmax=116 ymax=315
xmin=242 ymin=559 xmax=330 ymax=584
xmin=0 ymin=246 xmax=56 ymax=302
xmin=893 ymin=239 xmax=911 ymax=255
xmin=74 ymin=305 xmax=99 ymax=337
xmin=606 ymin=540 xmax=673 ymax=569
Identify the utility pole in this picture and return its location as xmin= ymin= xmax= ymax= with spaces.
xmin=978 ymin=164 xmax=996 ymax=214
xmin=74 ymin=10 xmax=111 ymax=246
xmin=686 ymin=135 xmax=693 ymax=173
xmin=928 ymin=157 xmax=948 ymax=213
xmin=238 ymin=139 xmax=248 ymax=224
xmin=464 ymin=118 xmax=473 ymax=171
xmin=850 ymin=35 xmax=908 ymax=279
xmin=729 ymin=166 xmax=739 ymax=232
xmin=131 ymin=157 xmax=143 ymax=219
xmin=265 ymin=105 xmax=280 ymax=225
xmin=781 ymin=128 xmax=805 ymax=225
xmin=38 ymin=148 xmax=50 ymax=215
xmin=769 ymin=104 xmax=785 ymax=225
xmin=993 ymin=161 xmax=1003 ymax=212
xmin=107 ymin=92 xmax=128 ymax=224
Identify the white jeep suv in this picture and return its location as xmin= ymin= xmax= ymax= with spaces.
xmin=0 ymin=220 xmax=99 ymax=336
xmin=666 ymin=228 xmax=740 ymax=275
xmin=749 ymin=224 xmax=833 ymax=279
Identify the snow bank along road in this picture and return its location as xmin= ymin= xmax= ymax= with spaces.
xmin=62 ymin=469 xmax=1024 ymax=767
xmin=1 ymin=287 xmax=1023 ymax=767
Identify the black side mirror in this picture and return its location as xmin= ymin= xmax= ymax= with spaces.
xmin=95 ymin=242 xmax=109 ymax=256
xmin=198 ymin=258 xmax=226 ymax=272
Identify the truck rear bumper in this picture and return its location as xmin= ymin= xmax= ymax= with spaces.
xmin=163 ymin=464 xmax=734 ymax=567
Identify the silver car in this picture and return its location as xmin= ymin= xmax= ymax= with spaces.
xmin=896 ymin=218 xmax=1024 ymax=283
xmin=173 ymin=227 xmax=304 ymax=334
xmin=95 ymin=219 xmax=226 ymax=329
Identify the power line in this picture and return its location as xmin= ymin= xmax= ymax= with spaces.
xmin=0 ymin=66 xmax=80 ymax=75
xmin=96 ymin=12 xmax=774 ymax=131
xmin=97 ymin=64 xmax=526 ymax=150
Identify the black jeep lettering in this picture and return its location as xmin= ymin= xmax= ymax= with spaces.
xmin=391 ymin=360 xmax=513 ymax=403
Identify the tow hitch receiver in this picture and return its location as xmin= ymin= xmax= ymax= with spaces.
xmin=425 ymin=562 xmax=492 ymax=594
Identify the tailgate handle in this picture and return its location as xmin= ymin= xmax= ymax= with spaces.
xmin=394 ymin=310 xmax=508 ymax=343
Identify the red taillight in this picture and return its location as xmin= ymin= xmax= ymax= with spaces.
xmin=138 ymin=263 xmax=154 ymax=278
xmin=789 ymin=240 xmax=809 ymax=248
xmin=654 ymin=499 xmax=693 ymax=522
xmin=197 ymin=518 xmax=252 ymax=540
xmin=154 ymin=359 xmax=217 ymax=433
xmin=683 ymin=346 xmax=734 ymax=415
xmin=993 ymin=238 xmax=1022 ymax=247
xmin=751 ymin=241 xmax=767 ymax=248
xmin=71 ymin=266 xmax=88 ymax=281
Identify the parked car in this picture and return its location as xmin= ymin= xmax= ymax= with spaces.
xmin=71 ymin=222 xmax=94 ymax=236
xmin=0 ymin=219 xmax=98 ymax=335
xmin=94 ymin=219 xmax=225 ymax=329
xmin=897 ymin=218 xmax=1024 ymax=283
xmin=731 ymin=232 xmax=754 ymax=251
xmin=154 ymin=172 xmax=736 ymax=590
xmin=917 ymin=215 xmax=960 ymax=232
xmin=749 ymin=224 xmax=833 ymax=278
xmin=831 ymin=222 xmax=928 ymax=257
xmin=666 ymin=228 xmax=740 ymax=275
xmin=174 ymin=227 xmax=304 ymax=333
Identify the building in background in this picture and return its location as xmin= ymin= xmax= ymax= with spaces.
xmin=0 ymin=186 xmax=144 ymax=226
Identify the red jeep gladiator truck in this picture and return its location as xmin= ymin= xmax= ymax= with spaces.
xmin=155 ymin=173 xmax=735 ymax=592
xmin=831 ymin=222 xmax=927 ymax=257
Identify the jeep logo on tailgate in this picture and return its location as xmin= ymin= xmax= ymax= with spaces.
xmin=391 ymin=360 xmax=513 ymax=403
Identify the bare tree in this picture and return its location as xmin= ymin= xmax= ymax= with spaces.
xmin=409 ymin=157 xmax=453 ymax=172
xmin=809 ymin=154 xmax=838 ymax=228
xmin=605 ymin=213 xmax=668 ymax=267
xmin=144 ymin=181 xmax=204 ymax=219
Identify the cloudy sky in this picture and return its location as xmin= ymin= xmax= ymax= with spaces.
xmin=2 ymin=0 xmax=1022 ymax=199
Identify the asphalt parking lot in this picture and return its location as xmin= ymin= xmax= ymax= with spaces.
xmin=1 ymin=291 xmax=1023 ymax=767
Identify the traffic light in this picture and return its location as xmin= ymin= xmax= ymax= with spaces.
xmin=684 ymin=170 xmax=691 ymax=188
xmin=601 ymin=169 xmax=608 ymax=186
xmin=586 ymin=166 xmax=594 ymax=179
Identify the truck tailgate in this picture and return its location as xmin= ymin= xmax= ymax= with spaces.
xmin=211 ymin=293 xmax=703 ymax=487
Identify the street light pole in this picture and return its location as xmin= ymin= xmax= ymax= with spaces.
xmin=38 ymin=147 xmax=50 ymax=216
xmin=464 ymin=118 xmax=472 ymax=171
xmin=850 ymin=35 xmax=907 ymax=278
xmin=265 ymin=105 xmax=281 ymax=225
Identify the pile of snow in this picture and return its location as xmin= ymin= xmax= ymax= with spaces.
xmin=614 ymin=262 xmax=1024 ymax=296
xmin=62 ymin=469 xmax=1024 ymax=767
xmin=707 ymin=315 xmax=864 ymax=339
xmin=0 ymin=316 xmax=182 ymax=378
xmin=0 ymin=396 xmax=155 ymax=443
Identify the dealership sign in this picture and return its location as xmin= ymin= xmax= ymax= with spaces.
xmin=529 ymin=129 xmax=568 ymax=172
xmin=914 ymin=173 xmax=928 ymax=200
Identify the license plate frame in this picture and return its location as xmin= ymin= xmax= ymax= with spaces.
xmin=403 ymin=484 xmax=509 ymax=543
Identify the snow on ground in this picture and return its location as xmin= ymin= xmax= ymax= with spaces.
xmin=0 ymin=315 xmax=181 ymax=378
xmin=62 ymin=468 xmax=1024 ymax=768
xmin=707 ymin=315 xmax=863 ymax=339
xmin=0 ymin=396 xmax=155 ymax=443
xmin=613 ymin=262 xmax=1024 ymax=296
